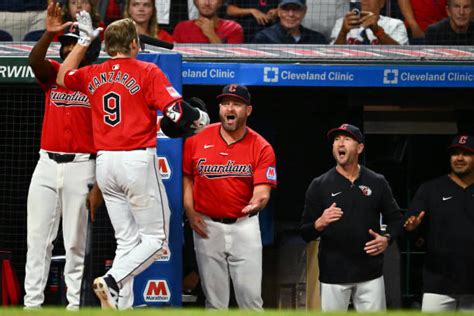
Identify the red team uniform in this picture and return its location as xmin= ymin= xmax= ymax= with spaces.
xmin=63 ymin=57 xmax=181 ymax=308
xmin=64 ymin=58 xmax=181 ymax=150
xmin=183 ymin=123 xmax=277 ymax=218
xmin=183 ymin=120 xmax=276 ymax=309
xmin=24 ymin=60 xmax=96 ymax=310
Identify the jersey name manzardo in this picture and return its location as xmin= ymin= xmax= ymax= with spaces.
xmin=87 ymin=71 xmax=141 ymax=95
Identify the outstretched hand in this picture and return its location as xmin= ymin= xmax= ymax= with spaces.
xmin=75 ymin=10 xmax=103 ymax=46
xmin=46 ymin=1 xmax=72 ymax=33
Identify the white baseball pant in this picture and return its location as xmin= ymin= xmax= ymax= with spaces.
xmin=320 ymin=276 xmax=386 ymax=311
xmin=193 ymin=214 xmax=263 ymax=310
xmin=95 ymin=148 xmax=170 ymax=309
xmin=24 ymin=150 xmax=95 ymax=310
xmin=422 ymin=293 xmax=474 ymax=312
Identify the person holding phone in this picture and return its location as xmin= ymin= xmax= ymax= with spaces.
xmin=330 ymin=0 xmax=408 ymax=45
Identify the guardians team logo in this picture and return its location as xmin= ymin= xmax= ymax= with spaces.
xmin=50 ymin=88 xmax=90 ymax=108
xmin=196 ymin=158 xmax=252 ymax=179
xmin=143 ymin=280 xmax=171 ymax=302
xmin=359 ymin=185 xmax=372 ymax=196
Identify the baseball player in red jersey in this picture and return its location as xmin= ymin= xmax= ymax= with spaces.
xmin=24 ymin=2 xmax=102 ymax=311
xmin=183 ymin=84 xmax=277 ymax=309
xmin=56 ymin=15 xmax=209 ymax=309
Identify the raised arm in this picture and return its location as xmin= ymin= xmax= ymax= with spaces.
xmin=57 ymin=10 xmax=102 ymax=87
xmin=29 ymin=1 xmax=72 ymax=83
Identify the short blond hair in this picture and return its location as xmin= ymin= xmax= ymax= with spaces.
xmin=104 ymin=18 xmax=138 ymax=56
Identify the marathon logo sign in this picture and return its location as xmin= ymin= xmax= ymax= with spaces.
xmin=383 ymin=68 xmax=474 ymax=85
xmin=157 ymin=156 xmax=172 ymax=180
xmin=143 ymin=280 xmax=171 ymax=303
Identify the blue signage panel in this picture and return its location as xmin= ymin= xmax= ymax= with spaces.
xmin=133 ymin=53 xmax=183 ymax=307
xmin=182 ymin=62 xmax=474 ymax=88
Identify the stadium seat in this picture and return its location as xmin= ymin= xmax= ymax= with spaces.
xmin=23 ymin=29 xmax=45 ymax=41
xmin=0 ymin=30 xmax=13 ymax=41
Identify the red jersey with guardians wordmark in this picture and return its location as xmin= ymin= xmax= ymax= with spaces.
xmin=64 ymin=58 xmax=182 ymax=150
xmin=183 ymin=123 xmax=277 ymax=218
xmin=39 ymin=60 xmax=95 ymax=153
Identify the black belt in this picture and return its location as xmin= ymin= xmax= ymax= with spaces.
xmin=210 ymin=212 xmax=258 ymax=224
xmin=47 ymin=152 xmax=96 ymax=163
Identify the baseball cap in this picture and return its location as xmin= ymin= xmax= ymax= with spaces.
xmin=327 ymin=123 xmax=365 ymax=143
xmin=58 ymin=25 xmax=80 ymax=45
xmin=279 ymin=0 xmax=306 ymax=7
xmin=216 ymin=84 xmax=251 ymax=105
xmin=448 ymin=135 xmax=474 ymax=153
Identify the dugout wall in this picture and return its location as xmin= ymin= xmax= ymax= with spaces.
xmin=1 ymin=43 xmax=473 ymax=308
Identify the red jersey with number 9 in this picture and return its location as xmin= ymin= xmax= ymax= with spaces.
xmin=64 ymin=58 xmax=182 ymax=150
xmin=183 ymin=123 xmax=277 ymax=218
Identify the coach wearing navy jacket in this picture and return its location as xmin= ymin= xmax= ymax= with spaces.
xmin=300 ymin=124 xmax=402 ymax=311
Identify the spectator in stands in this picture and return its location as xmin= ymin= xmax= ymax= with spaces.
xmin=226 ymin=0 xmax=279 ymax=42
xmin=330 ymin=0 xmax=409 ymax=45
xmin=425 ymin=0 xmax=474 ymax=45
xmin=302 ymin=0 xmax=349 ymax=40
xmin=403 ymin=135 xmax=474 ymax=312
xmin=62 ymin=0 xmax=102 ymax=28
xmin=252 ymin=0 xmax=327 ymax=44
xmin=154 ymin=0 xmax=198 ymax=34
xmin=124 ymin=0 xmax=173 ymax=43
xmin=173 ymin=0 xmax=244 ymax=43
xmin=97 ymin=0 xmax=125 ymax=25
xmin=59 ymin=0 xmax=105 ymax=41
xmin=398 ymin=0 xmax=447 ymax=43
xmin=0 ymin=1 xmax=46 ymax=41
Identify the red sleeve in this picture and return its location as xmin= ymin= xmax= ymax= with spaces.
xmin=63 ymin=66 xmax=89 ymax=94
xmin=227 ymin=22 xmax=244 ymax=44
xmin=145 ymin=65 xmax=182 ymax=111
xmin=253 ymin=142 xmax=277 ymax=187
xmin=37 ymin=59 xmax=59 ymax=91
xmin=182 ymin=136 xmax=195 ymax=176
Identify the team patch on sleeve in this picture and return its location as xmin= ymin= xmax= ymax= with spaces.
xmin=266 ymin=167 xmax=277 ymax=181
xmin=166 ymin=86 xmax=181 ymax=98
xmin=166 ymin=102 xmax=182 ymax=123
xmin=68 ymin=70 xmax=77 ymax=76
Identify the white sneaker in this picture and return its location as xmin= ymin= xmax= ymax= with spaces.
xmin=93 ymin=275 xmax=119 ymax=309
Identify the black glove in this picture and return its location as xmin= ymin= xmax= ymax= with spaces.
xmin=160 ymin=98 xmax=209 ymax=138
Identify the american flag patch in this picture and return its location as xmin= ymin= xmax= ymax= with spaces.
xmin=166 ymin=86 xmax=181 ymax=98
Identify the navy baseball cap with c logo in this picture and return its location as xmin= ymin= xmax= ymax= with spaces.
xmin=448 ymin=135 xmax=474 ymax=153
xmin=216 ymin=84 xmax=251 ymax=105
xmin=327 ymin=123 xmax=365 ymax=143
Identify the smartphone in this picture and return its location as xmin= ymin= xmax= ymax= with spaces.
xmin=350 ymin=0 xmax=361 ymax=16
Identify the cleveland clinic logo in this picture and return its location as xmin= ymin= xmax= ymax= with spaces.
xmin=263 ymin=67 xmax=279 ymax=83
xmin=383 ymin=69 xmax=399 ymax=84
